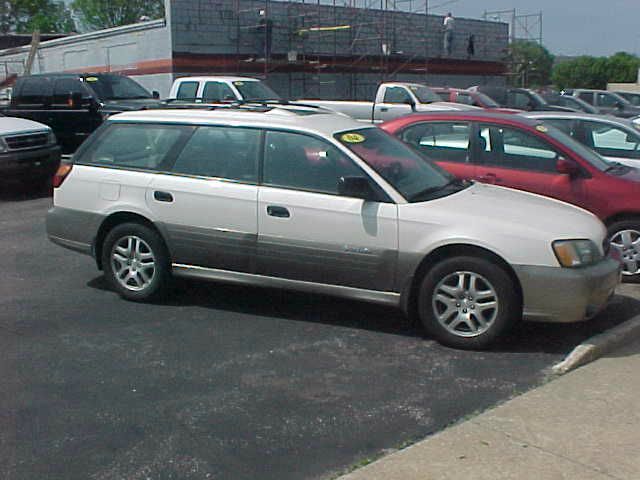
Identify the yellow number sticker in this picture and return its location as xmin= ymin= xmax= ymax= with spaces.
xmin=535 ymin=125 xmax=548 ymax=133
xmin=85 ymin=76 xmax=98 ymax=82
xmin=341 ymin=133 xmax=366 ymax=143
xmin=233 ymin=81 xmax=244 ymax=86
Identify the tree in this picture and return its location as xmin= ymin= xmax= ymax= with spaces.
xmin=72 ymin=0 xmax=164 ymax=30
xmin=507 ymin=40 xmax=555 ymax=88
xmin=551 ymin=53 xmax=640 ymax=90
xmin=1 ymin=0 xmax=75 ymax=34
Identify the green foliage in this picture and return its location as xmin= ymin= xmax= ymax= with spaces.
xmin=0 ymin=0 xmax=75 ymax=33
xmin=72 ymin=0 xmax=165 ymax=30
xmin=508 ymin=40 xmax=555 ymax=88
xmin=552 ymin=52 xmax=640 ymax=90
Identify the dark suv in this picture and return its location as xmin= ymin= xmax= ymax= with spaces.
xmin=563 ymin=89 xmax=640 ymax=118
xmin=2 ymin=73 xmax=162 ymax=153
xmin=471 ymin=86 xmax=575 ymax=112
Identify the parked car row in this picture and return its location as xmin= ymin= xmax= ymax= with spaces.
xmin=1 ymin=72 xmax=635 ymax=350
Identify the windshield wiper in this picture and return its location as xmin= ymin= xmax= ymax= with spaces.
xmin=409 ymin=178 xmax=465 ymax=202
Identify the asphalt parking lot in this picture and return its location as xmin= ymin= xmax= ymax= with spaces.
xmin=2 ymin=188 xmax=639 ymax=480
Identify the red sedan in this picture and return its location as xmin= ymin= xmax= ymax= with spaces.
xmin=431 ymin=87 xmax=521 ymax=114
xmin=381 ymin=111 xmax=640 ymax=278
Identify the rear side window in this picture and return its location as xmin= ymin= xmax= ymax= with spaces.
xmin=79 ymin=123 xmax=189 ymax=170
xmin=400 ymin=122 xmax=470 ymax=163
xmin=171 ymin=126 xmax=260 ymax=181
xmin=455 ymin=93 xmax=475 ymax=105
xmin=597 ymin=93 xmax=619 ymax=108
xmin=543 ymin=118 xmax=574 ymax=137
xmin=176 ymin=81 xmax=199 ymax=100
xmin=202 ymin=82 xmax=235 ymax=102
xmin=17 ymin=77 xmax=52 ymax=105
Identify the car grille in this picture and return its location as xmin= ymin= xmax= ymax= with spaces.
xmin=4 ymin=132 xmax=49 ymax=151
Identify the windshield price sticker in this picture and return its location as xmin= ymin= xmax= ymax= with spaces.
xmin=536 ymin=125 xmax=548 ymax=133
xmin=233 ymin=81 xmax=244 ymax=86
xmin=85 ymin=77 xmax=98 ymax=82
xmin=341 ymin=133 xmax=366 ymax=143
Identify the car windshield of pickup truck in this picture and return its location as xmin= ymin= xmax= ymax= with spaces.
xmin=232 ymin=81 xmax=280 ymax=101
xmin=84 ymin=74 xmax=153 ymax=100
xmin=407 ymin=85 xmax=442 ymax=104
xmin=336 ymin=128 xmax=466 ymax=202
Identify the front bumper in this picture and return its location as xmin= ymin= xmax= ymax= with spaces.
xmin=514 ymin=257 xmax=621 ymax=323
xmin=0 ymin=145 xmax=61 ymax=180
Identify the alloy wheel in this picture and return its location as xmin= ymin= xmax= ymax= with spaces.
xmin=610 ymin=229 xmax=640 ymax=276
xmin=110 ymin=235 xmax=156 ymax=291
xmin=432 ymin=271 xmax=499 ymax=338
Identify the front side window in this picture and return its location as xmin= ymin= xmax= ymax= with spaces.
xmin=406 ymin=85 xmax=441 ymax=103
xmin=384 ymin=87 xmax=412 ymax=104
xmin=455 ymin=93 xmax=474 ymax=105
xmin=597 ymin=93 xmax=621 ymax=108
xmin=337 ymin=128 xmax=459 ymax=202
xmin=176 ymin=81 xmax=199 ymax=100
xmin=202 ymin=82 xmax=235 ymax=102
xmin=582 ymin=121 xmax=640 ymax=159
xmin=80 ymin=123 xmax=188 ymax=170
xmin=172 ymin=126 xmax=260 ymax=181
xmin=478 ymin=124 xmax=560 ymax=172
xmin=510 ymin=92 xmax=532 ymax=110
xmin=400 ymin=122 xmax=470 ymax=163
xmin=263 ymin=131 xmax=361 ymax=195
xmin=52 ymin=78 xmax=88 ymax=105
xmin=84 ymin=74 xmax=152 ymax=100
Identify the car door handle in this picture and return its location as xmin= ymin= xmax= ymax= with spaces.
xmin=154 ymin=191 xmax=173 ymax=202
xmin=380 ymin=106 xmax=389 ymax=112
xmin=478 ymin=173 xmax=499 ymax=184
xmin=267 ymin=205 xmax=290 ymax=218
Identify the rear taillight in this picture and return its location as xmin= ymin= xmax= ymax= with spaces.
xmin=52 ymin=163 xmax=73 ymax=188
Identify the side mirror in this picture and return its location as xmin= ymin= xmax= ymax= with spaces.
xmin=556 ymin=157 xmax=580 ymax=177
xmin=338 ymin=176 xmax=376 ymax=200
xmin=152 ymin=90 xmax=160 ymax=99
xmin=404 ymin=97 xmax=417 ymax=111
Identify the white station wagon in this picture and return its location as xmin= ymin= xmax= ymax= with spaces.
xmin=47 ymin=106 xmax=621 ymax=349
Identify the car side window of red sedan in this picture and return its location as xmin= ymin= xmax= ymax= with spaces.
xmin=477 ymin=124 xmax=561 ymax=173
xmin=400 ymin=122 xmax=471 ymax=163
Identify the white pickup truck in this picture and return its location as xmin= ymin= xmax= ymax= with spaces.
xmin=300 ymin=82 xmax=480 ymax=123
xmin=168 ymin=76 xmax=282 ymax=103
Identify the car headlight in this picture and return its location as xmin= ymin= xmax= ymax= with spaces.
xmin=47 ymin=130 xmax=57 ymax=145
xmin=553 ymin=239 xmax=602 ymax=267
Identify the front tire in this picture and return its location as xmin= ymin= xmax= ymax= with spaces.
xmin=417 ymin=256 xmax=520 ymax=350
xmin=607 ymin=220 xmax=640 ymax=281
xmin=101 ymin=223 xmax=170 ymax=301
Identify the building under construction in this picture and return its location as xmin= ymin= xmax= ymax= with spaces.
xmin=0 ymin=0 xmax=509 ymax=98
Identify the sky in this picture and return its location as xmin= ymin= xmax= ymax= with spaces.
xmin=430 ymin=0 xmax=640 ymax=57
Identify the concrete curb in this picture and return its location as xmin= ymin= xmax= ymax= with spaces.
xmin=551 ymin=314 xmax=640 ymax=375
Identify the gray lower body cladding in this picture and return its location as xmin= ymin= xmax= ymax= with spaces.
xmin=514 ymin=258 xmax=621 ymax=323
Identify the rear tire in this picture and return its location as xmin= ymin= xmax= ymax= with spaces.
xmin=101 ymin=223 xmax=171 ymax=301
xmin=607 ymin=220 xmax=640 ymax=282
xmin=417 ymin=256 xmax=520 ymax=350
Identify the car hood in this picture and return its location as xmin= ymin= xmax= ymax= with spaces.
xmin=101 ymin=98 xmax=164 ymax=112
xmin=0 ymin=116 xmax=50 ymax=134
xmin=400 ymin=182 xmax=606 ymax=265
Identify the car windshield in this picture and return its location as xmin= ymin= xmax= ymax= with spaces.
xmin=84 ymin=74 xmax=152 ymax=100
xmin=475 ymin=92 xmax=500 ymax=108
xmin=542 ymin=122 xmax=611 ymax=171
xmin=335 ymin=128 xmax=465 ymax=202
xmin=529 ymin=91 xmax=549 ymax=106
xmin=407 ymin=85 xmax=442 ymax=103
xmin=233 ymin=81 xmax=280 ymax=101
